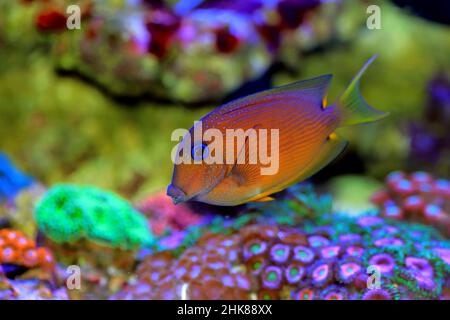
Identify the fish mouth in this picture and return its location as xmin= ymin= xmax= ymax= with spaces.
xmin=167 ymin=184 xmax=189 ymax=205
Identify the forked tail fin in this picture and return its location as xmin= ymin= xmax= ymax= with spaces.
xmin=336 ymin=55 xmax=389 ymax=126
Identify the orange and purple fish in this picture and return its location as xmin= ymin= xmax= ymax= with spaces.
xmin=167 ymin=56 xmax=388 ymax=206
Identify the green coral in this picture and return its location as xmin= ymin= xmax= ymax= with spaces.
xmin=35 ymin=184 xmax=154 ymax=249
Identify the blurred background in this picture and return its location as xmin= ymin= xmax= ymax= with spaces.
xmin=0 ymin=0 xmax=449 ymax=202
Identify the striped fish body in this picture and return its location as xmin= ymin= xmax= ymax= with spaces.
xmin=168 ymin=56 xmax=388 ymax=206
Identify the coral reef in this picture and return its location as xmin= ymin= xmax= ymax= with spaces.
xmin=34 ymin=184 xmax=158 ymax=299
xmin=0 ymin=228 xmax=55 ymax=281
xmin=35 ymin=184 xmax=154 ymax=250
xmin=113 ymin=212 xmax=450 ymax=300
xmin=371 ymin=171 xmax=450 ymax=237
xmin=246 ymin=183 xmax=334 ymax=223
xmin=11 ymin=0 xmax=336 ymax=103
xmin=0 ymin=279 xmax=68 ymax=300
xmin=1 ymin=172 xmax=450 ymax=300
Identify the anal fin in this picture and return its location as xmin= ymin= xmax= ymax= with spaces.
xmin=298 ymin=132 xmax=348 ymax=182
xmin=268 ymin=132 xmax=348 ymax=193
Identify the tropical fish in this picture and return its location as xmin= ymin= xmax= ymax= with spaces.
xmin=167 ymin=55 xmax=388 ymax=206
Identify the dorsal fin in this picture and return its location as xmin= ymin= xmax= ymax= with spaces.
xmin=216 ymin=74 xmax=333 ymax=116
xmin=269 ymin=74 xmax=333 ymax=98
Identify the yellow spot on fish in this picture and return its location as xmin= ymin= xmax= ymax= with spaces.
xmin=328 ymin=132 xmax=338 ymax=140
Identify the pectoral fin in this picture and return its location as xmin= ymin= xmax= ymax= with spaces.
xmin=230 ymin=163 xmax=261 ymax=186
xmin=227 ymin=124 xmax=262 ymax=186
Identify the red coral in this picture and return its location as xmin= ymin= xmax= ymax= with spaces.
xmin=276 ymin=0 xmax=320 ymax=30
xmin=144 ymin=9 xmax=181 ymax=59
xmin=36 ymin=8 xmax=67 ymax=33
xmin=113 ymin=232 xmax=249 ymax=300
xmin=214 ymin=27 xmax=240 ymax=54
xmin=256 ymin=23 xmax=282 ymax=52
xmin=371 ymin=171 xmax=450 ymax=236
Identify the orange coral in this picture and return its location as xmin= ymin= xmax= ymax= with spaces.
xmin=0 ymin=229 xmax=54 ymax=270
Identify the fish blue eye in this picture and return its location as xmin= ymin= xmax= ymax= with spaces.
xmin=192 ymin=143 xmax=209 ymax=161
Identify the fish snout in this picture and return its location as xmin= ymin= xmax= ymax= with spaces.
xmin=167 ymin=184 xmax=187 ymax=205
